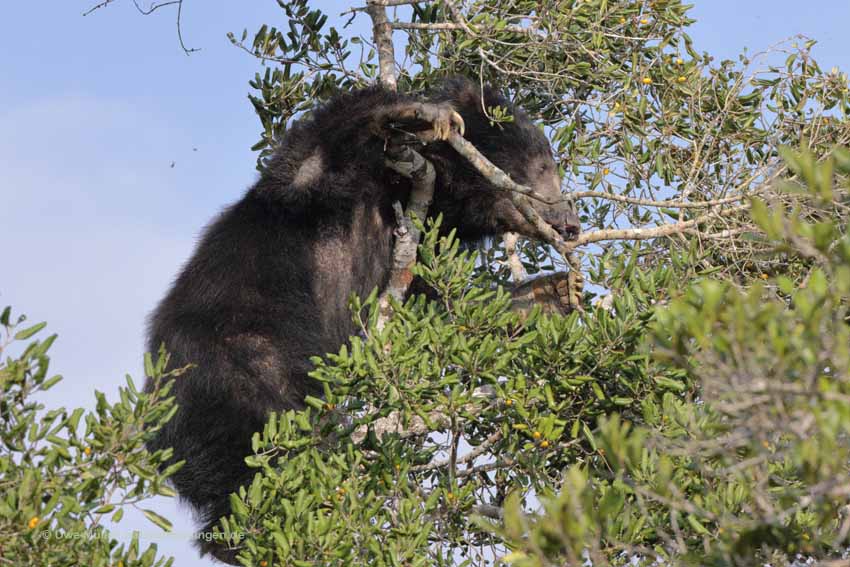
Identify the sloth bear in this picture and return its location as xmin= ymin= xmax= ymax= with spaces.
xmin=144 ymin=76 xmax=580 ymax=561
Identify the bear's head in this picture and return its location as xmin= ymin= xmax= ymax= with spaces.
xmin=423 ymin=77 xmax=580 ymax=243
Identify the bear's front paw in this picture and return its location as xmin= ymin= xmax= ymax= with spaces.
xmin=509 ymin=271 xmax=584 ymax=318
xmin=415 ymin=102 xmax=464 ymax=141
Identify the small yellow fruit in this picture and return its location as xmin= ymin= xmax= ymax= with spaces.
xmin=446 ymin=492 xmax=455 ymax=500
xmin=676 ymin=58 xmax=684 ymax=65
xmin=532 ymin=431 xmax=542 ymax=439
xmin=619 ymin=17 xmax=626 ymax=24
xmin=260 ymin=561 xmax=268 ymax=567
xmin=603 ymin=168 xmax=610 ymax=175
xmin=640 ymin=18 xmax=649 ymax=24
xmin=28 ymin=516 xmax=39 ymax=529
xmin=760 ymin=273 xmax=769 ymax=280
xmin=539 ymin=440 xmax=550 ymax=449
xmin=504 ymin=399 xmax=513 ymax=406
xmin=642 ymin=77 xmax=652 ymax=85
xmin=84 ymin=446 xmax=92 ymax=456
xmin=677 ymin=76 xmax=686 ymax=82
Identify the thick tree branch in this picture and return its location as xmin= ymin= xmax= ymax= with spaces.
xmin=367 ymin=0 xmax=419 ymax=332
xmin=502 ymin=232 xmax=527 ymax=282
xmin=377 ymin=143 xmax=436 ymax=329
xmin=366 ymin=0 xmax=397 ymax=91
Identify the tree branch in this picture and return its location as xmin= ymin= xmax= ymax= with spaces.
xmin=472 ymin=504 xmax=504 ymax=520
xmin=83 ymin=0 xmax=117 ymax=16
xmin=366 ymin=0 xmax=397 ymax=91
xmin=377 ymin=143 xmax=436 ymax=329
xmin=502 ymin=232 xmax=527 ymax=282
xmin=131 ymin=0 xmax=180 ymax=15
xmin=570 ymin=190 xmax=748 ymax=209
xmin=446 ymin=133 xmax=571 ymax=256
xmin=446 ymin=131 xmax=759 ymax=255
xmin=410 ymin=431 xmax=503 ymax=474
xmin=83 ymin=0 xmax=197 ymax=54
xmin=569 ymin=203 xmax=752 ymax=249
xmin=390 ymin=21 xmax=541 ymax=38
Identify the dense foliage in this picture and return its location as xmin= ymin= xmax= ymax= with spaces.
xmin=211 ymin=148 xmax=849 ymax=566
xmin=0 ymin=315 xmax=181 ymax=566
xmin=493 ymin=148 xmax=850 ymax=566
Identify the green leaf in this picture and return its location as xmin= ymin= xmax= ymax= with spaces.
xmin=142 ymin=508 xmax=173 ymax=532
xmin=14 ymin=321 xmax=46 ymax=340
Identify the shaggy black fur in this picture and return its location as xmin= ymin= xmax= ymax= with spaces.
xmin=144 ymin=76 xmax=578 ymax=562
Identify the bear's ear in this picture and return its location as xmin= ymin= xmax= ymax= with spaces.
xmin=433 ymin=76 xmax=513 ymax=118
xmin=480 ymin=84 xmax=508 ymax=113
xmin=433 ymin=76 xmax=482 ymax=108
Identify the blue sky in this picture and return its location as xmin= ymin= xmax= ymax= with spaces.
xmin=1 ymin=1 xmax=848 ymax=565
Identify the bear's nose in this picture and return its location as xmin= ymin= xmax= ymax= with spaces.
xmin=558 ymin=209 xmax=581 ymax=240
xmin=541 ymin=207 xmax=580 ymax=241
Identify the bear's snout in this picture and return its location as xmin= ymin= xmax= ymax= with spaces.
xmin=540 ymin=206 xmax=581 ymax=241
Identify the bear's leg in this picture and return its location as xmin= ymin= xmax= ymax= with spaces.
xmin=407 ymin=271 xmax=583 ymax=317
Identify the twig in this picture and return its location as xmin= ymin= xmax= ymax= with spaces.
xmin=390 ymin=21 xmax=543 ymax=38
xmin=174 ymin=0 xmax=197 ymax=55
xmin=410 ymin=431 xmax=503 ymax=473
xmin=367 ymin=0 xmax=427 ymax=6
xmin=83 ymin=0 xmax=117 ymax=16
xmin=570 ymin=190 xmax=748 ymax=209
xmin=472 ymin=504 xmax=504 ymax=520
xmin=456 ymin=457 xmax=515 ymax=478
xmin=342 ymin=1 xmax=429 ymax=17
xmin=131 ymin=0 xmax=180 ymax=15
xmin=83 ymin=0 xmax=196 ymax=55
